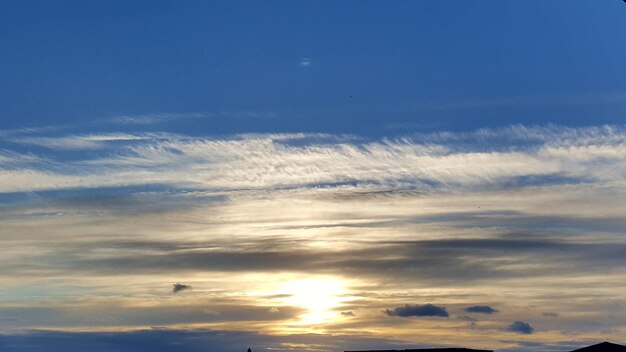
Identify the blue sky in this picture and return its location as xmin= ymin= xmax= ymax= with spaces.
xmin=1 ymin=2 xmax=626 ymax=352
xmin=1 ymin=0 xmax=625 ymax=136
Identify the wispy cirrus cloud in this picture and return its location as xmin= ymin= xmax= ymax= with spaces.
xmin=109 ymin=111 xmax=277 ymax=125
xmin=2 ymin=125 xmax=626 ymax=194
xmin=13 ymin=133 xmax=164 ymax=150
xmin=109 ymin=112 xmax=205 ymax=125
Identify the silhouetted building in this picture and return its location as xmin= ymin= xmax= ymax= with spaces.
xmin=570 ymin=342 xmax=626 ymax=352
xmin=346 ymin=343 xmax=626 ymax=352
xmin=346 ymin=348 xmax=492 ymax=352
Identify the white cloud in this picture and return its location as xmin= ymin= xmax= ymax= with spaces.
xmin=13 ymin=133 xmax=173 ymax=150
xmin=1 ymin=125 xmax=625 ymax=194
xmin=109 ymin=113 xmax=204 ymax=125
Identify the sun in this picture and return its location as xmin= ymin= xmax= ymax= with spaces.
xmin=280 ymin=277 xmax=347 ymax=325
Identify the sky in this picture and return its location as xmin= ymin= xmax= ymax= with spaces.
xmin=0 ymin=1 xmax=626 ymax=352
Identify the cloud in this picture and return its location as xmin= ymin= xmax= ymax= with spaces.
xmin=341 ymin=311 xmax=355 ymax=317
xmin=507 ymin=321 xmax=534 ymax=334
xmin=110 ymin=113 xmax=204 ymax=125
xmin=0 ymin=150 xmax=42 ymax=166
xmin=13 ymin=133 xmax=155 ymax=150
xmin=52 ymin=236 xmax=626 ymax=284
xmin=300 ymin=58 xmax=311 ymax=66
xmin=172 ymin=283 xmax=191 ymax=293
xmin=464 ymin=305 xmax=498 ymax=314
xmin=2 ymin=124 xmax=626 ymax=344
xmin=3 ymin=124 xmax=626 ymax=193
xmin=459 ymin=315 xmax=478 ymax=327
xmin=385 ymin=304 xmax=449 ymax=318
xmin=268 ymin=307 xmax=280 ymax=313
xmin=542 ymin=312 xmax=559 ymax=317
xmin=0 ymin=303 xmax=303 ymax=328
xmin=0 ymin=329 xmax=408 ymax=352
xmin=497 ymin=340 xmax=592 ymax=352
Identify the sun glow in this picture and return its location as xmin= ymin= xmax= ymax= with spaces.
xmin=280 ymin=277 xmax=348 ymax=325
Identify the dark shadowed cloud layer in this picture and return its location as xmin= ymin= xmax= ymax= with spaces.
xmin=465 ymin=306 xmax=498 ymax=314
xmin=0 ymin=329 xmax=409 ymax=352
xmin=386 ymin=304 xmax=449 ymax=318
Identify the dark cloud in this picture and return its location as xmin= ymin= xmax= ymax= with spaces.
xmin=464 ymin=305 xmax=498 ymax=314
xmin=173 ymin=283 xmax=191 ymax=293
xmin=39 ymin=190 xmax=225 ymax=217
xmin=0 ymin=328 xmax=408 ymax=352
xmin=340 ymin=311 xmax=355 ymax=317
xmin=459 ymin=315 xmax=478 ymax=327
xmin=20 ymin=235 xmax=626 ymax=286
xmin=0 ymin=317 xmax=22 ymax=324
xmin=542 ymin=312 xmax=559 ymax=317
xmin=507 ymin=321 xmax=534 ymax=334
xmin=0 ymin=304 xmax=302 ymax=328
xmin=385 ymin=304 xmax=448 ymax=318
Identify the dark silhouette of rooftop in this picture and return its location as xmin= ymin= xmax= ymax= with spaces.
xmin=345 ymin=342 xmax=626 ymax=352
xmin=345 ymin=348 xmax=492 ymax=352
xmin=570 ymin=342 xmax=626 ymax=352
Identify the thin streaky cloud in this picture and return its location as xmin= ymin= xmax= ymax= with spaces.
xmin=14 ymin=133 xmax=155 ymax=150
xmin=109 ymin=112 xmax=205 ymax=125
xmin=1 ymin=125 xmax=625 ymax=193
